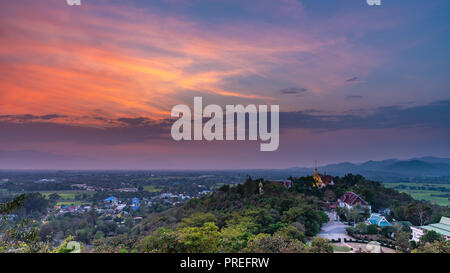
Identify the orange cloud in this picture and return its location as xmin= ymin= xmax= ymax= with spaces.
xmin=0 ymin=0 xmax=383 ymax=127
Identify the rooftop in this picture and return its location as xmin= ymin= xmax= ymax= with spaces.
xmin=421 ymin=217 xmax=450 ymax=237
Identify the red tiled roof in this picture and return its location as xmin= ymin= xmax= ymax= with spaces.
xmin=339 ymin=192 xmax=368 ymax=206
xmin=320 ymin=175 xmax=334 ymax=185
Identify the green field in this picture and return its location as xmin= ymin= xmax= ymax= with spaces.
xmin=42 ymin=192 xmax=76 ymax=200
xmin=383 ymin=182 xmax=450 ymax=207
xmin=332 ymin=244 xmax=351 ymax=253
xmin=41 ymin=190 xmax=95 ymax=199
xmin=143 ymin=185 xmax=162 ymax=193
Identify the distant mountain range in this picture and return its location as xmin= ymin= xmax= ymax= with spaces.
xmin=289 ymin=157 xmax=450 ymax=179
xmin=1 ymin=150 xmax=450 ymax=180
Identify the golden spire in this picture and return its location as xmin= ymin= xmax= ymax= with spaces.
xmin=313 ymin=160 xmax=322 ymax=187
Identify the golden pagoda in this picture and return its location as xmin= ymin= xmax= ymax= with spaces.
xmin=312 ymin=161 xmax=335 ymax=188
xmin=313 ymin=160 xmax=324 ymax=188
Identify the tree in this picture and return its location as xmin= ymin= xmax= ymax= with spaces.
xmin=406 ymin=202 xmax=432 ymax=226
xmin=348 ymin=207 xmax=361 ymax=225
xmin=243 ymin=208 xmax=278 ymax=234
xmin=244 ymin=234 xmax=295 ymax=253
xmin=0 ymin=194 xmax=26 ymax=214
xmin=335 ymin=207 xmax=349 ymax=221
xmin=94 ymin=230 xmax=105 ymax=240
xmin=307 ymin=237 xmax=333 ymax=253
xmin=48 ymin=193 xmax=60 ymax=202
xmin=219 ymin=225 xmax=252 ymax=252
xmin=138 ymin=228 xmax=179 ymax=253
xmin=226 ymin=215 xmax=261 ymax=235
xmin=22 ymin=193 xmax=50 ymax=215
xmin=178 ymin=222 xmax=220 ymax=253
xmin=243 ymin=179 xmax=258 ymax=195
xmin=419 ymin=230 xmax=443 ymax=245
xmin=77 ymin=228 xmax=92 ymax=244
xmin=178 ymin=212 xmax=217 ymax=228
xmin=395 ymin=230 xmax=411 ymax=253
xmin=323 ymin=190 xmax=336 ymax=203
xmin=317 ymin=210 xmax=329 ymax=225
xmin=367 ymin=224 xmax=378 ymax=235
xmin=356 ymin=222 xmax=368 ymax=234
xmin=281 ymin=206 xmax=322 ymax=236
xmin=380 ymin=226 xmax=395 ymax=238
xmin=274 ymin=225 xmax=306 ymax=243
xmin=413 ymin=239 xmax=450 ymax=253
xmin=39 ymin=223 xmax=55 ymax=242
xmin=1 ymin=195 xmax=52 ymax=253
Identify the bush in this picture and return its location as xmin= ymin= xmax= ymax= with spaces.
xmin=367 ymin=224 xmax=378 ymax=235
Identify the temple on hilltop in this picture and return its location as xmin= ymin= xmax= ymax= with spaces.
xmin=312 ymin=161 xmax=334 ymax=188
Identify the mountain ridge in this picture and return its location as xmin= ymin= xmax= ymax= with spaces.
xmin=1 ymin=150 xmax=450 ymax=179
xmin=305 ymin=157 xmax=450 ymax=178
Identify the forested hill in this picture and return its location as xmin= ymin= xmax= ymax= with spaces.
xmin=92 ymin=174 xmax=450 ymax=253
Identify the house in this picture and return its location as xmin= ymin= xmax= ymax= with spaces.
xmin=37 ymin=178 xmax=56 ymax=183
xmin=104 ymin=196 xmax=118 ymax=206
xmin=65 ymin=206 xmax=78 ymax=213
xmin=71 ymin=184 xmax=88 ymax=189
xmin=179 ymin=194 xmax=191 ymax=200
xmin=331 ymin=191 xmax=371 ymax=212
xmin=419 ymin=216 xmax=450 ymax=241
xmin=115 ymin=204 xmax=126 ymax=211
xmin=366 ymin=213 xmax=392 ymax=227
xmin=199 ymin=190 xmax=212 ymax=195
xmin=411 ymin=226 xmax=424 ymax=242
xmin=5 ymin=214 xmax=17 ymax=221
xmin=160 ymin=193 xmax=177 ymax=198
xmin=131 ymin=197 xmax=140 ymax=210
xmin=116 ymin=188 xmax=138 ymax=193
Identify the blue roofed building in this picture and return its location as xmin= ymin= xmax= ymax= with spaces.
xmin=420 ymin=216 xmax=450 ymax=240
xmin=366 ymin=213 xmax=392 ymax=227
xmin=104 ymin=196 xmax=118 ymax=205
xmin=131 ymin=197 xmax=140 ymax=210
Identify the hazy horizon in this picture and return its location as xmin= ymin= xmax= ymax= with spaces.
xmin=0 ymin=150 xmax=448 ymax=171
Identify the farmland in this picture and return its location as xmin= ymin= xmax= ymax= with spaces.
xmin=383 ymin=182 xmax=450 ymax=207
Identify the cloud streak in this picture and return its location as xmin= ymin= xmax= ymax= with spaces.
xmin=280 ymin=100 xmax=450 ymax=130
xmin=0 ymin=100 xmax=448 ymax=147
xmin=279 ymin=87 xmax=308 ymax=95
xmin=0 ymin=0 xmax=386 ymax=128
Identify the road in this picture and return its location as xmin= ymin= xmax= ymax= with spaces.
xmin=317 ymin=211 xmax=352 ymax=240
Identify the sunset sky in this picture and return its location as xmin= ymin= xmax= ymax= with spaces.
xmin=0 ymin=0 xmax=449 ymax=169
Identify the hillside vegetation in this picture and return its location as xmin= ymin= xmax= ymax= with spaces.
xmin=93 ymin=174 xmax=450 ymax=253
